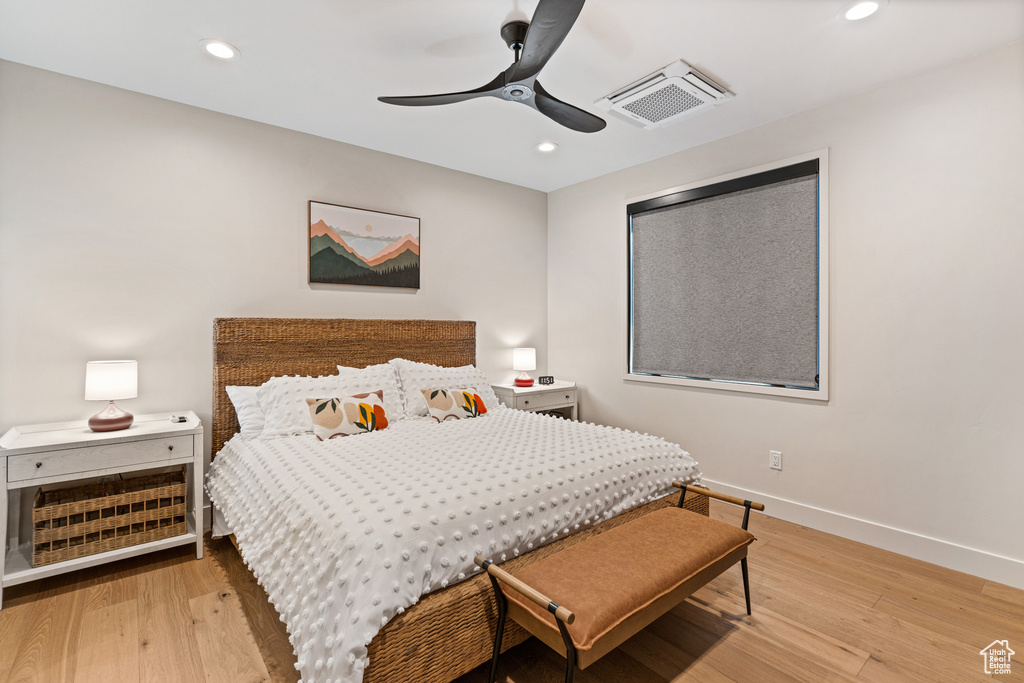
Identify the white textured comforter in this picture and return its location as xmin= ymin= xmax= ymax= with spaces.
xmin=206 ymin=406 xmax=700 ymax=683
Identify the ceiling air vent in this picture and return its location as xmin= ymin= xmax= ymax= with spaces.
xmin=595 ymin=60 xmax=733 ymax=129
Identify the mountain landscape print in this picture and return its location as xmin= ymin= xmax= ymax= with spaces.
xmin=309 ymin=201 xmax=420 ymax=288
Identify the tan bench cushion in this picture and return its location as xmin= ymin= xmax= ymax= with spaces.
xmin=504 ymin=506 xmax=755 ymax=668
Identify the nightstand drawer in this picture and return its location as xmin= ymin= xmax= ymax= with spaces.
xmin=518 ymin=389 xmax=576 ymax=411
xmin=7 ymin=435 xmax=192 ymax=483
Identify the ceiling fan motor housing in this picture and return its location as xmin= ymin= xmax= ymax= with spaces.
xmin=502 ymin=83 xmax=534 ymax=101
xmin=501 ymin=20 xmax=529 ymax=52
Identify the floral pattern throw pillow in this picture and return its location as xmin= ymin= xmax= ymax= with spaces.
xmin=306 ymin=390 xmax=389 ymax=440
xmin=421 ymin=387 xmax=488 ymax=423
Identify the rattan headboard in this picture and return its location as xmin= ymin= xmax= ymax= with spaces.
xmin=212 ymin=318 xmax=476 ymax=456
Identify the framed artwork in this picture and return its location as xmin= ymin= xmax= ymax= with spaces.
xmin=309 ymin=201 xmax=420 ymax=289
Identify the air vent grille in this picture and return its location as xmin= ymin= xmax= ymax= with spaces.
xmin=622 ymin=83 xmax=705 ymax=123
xmin=595 ymin=60 xmax=733 ymax=130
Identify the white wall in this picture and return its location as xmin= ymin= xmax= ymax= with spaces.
xmin=0 ymin=61 xmax=549 ymax=454
xmin=548 ymin=42 xmax=1024 ymax=587
xmin=3 ymin=41 xmax=1022 ymax=587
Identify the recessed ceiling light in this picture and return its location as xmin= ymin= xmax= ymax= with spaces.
xmin=842 ymin=0 xmax=884 ymax=21
xmin=536 ymin=142 xmax=558 ymax=153
xmin=200 ymin=39 xmax=240 ymax=60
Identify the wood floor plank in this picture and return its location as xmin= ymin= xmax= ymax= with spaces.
xmin=180 ymin=551 xmax=229 ymax=599
xmin=742 ymin=565 xmax=998 ymax=682
xmin=137 ymin=558 xmax=206 ymax=683
xmin=3 ymin=508 xmax=1020 ymax=683
xmin=687 ymin=517 xmax=1008 ymax=683
xmin=73 ymin=601 xmax=139 ymax=683
xmin=664 ymin=599 xmax=861 ymax=683
xmin=617 ymin=629 xmax=739 ymax=683
xmin=762 ymin=535 xmax=1024 ymax=624
xmin=871 ymin=596 xmax=1024 ymax=681
xmin=80 ymin=558 xmax=139 ymax=613
xmin=856 ymin=653 xmax=969 ymax=683
xmin=0 ymin=599 xmax=36 ymax=682
xmin=577 ymin=648 xmax=664 ymax=683
xmin=684 ymin=592 xmax=870 ymax=678
xmin=4 ymin=579 xmax=85 ymax=683
xmin=208 ymin=536 xmax=299 ymax=682
xmin=190 ymin=589 xmax=271 ymax=683
xmin=981 ymin=579 xmax=1024 ymax=608
xmin=745 ymin=543 xmax=885 ymax=608
xmin=874 ymin=593 xmax=1024 ymax=651
xmin=640 ymin=609 xmax=799 ymax=683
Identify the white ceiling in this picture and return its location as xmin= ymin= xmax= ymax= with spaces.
xmin=1 ymin=0 xmax=1022 ymax=192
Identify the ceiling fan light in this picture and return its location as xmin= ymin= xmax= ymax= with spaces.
xmin=201 ymin=39 xmax=239 ymax=59
xmin=537 ymin=142 xmax=558 ymax=153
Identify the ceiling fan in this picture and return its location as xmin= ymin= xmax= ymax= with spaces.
xmin=378 ymin=0 xmax=606 ymax=133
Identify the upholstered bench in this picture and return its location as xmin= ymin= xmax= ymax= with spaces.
xmin=475 ymin=483 xmax=764 ymax=683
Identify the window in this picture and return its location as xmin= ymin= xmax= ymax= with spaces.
xmin=626 ymin=151 xmax=829 ymax=400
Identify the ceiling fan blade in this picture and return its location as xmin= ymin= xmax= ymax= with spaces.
xmin=532 ymin=81 xmax=606 ymax=133
xmin=379 ymin=73 xmax=504 ymax=107
xmin=509 ymin=0 xmax=586 ymax=82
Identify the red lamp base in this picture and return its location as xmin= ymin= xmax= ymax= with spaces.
xmin=88 ymin=401 xmax=134 ymax=432
xmin=514 ymin=371 xmax=534 ymax=387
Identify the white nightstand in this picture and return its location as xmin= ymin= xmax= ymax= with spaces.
xmin=0 ymin=412 xmax=204 ymax=608
xmin=491 ymin=381 xmax=578 ymax=420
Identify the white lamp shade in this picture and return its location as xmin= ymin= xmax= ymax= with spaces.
xmin=512 ymin=348 xmax=536 ymax=372
xmin=85 ymin=360 xmax=138 ymax=401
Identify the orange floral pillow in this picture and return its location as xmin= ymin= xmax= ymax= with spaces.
xmin=306 ymin=390 xmax=389 ymax=440
xmin=421 ymin=387 xmax=488 ymax=423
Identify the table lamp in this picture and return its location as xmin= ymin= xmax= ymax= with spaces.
xmin=85 ymin=360 xmax=138 ymax=431
xmin=512 ymin=347 xmax=536 ymax=387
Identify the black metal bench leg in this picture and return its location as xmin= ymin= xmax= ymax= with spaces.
xmin=486 ymin=575 xmax=508 ymax=683
xmin=557 ymin=617 xmax=577 ymax=683
xmin=741 ymin=557 xmax=751 ymax=616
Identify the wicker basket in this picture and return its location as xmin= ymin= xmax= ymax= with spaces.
xmin=32 ymin=467 xmax=187 ymax=567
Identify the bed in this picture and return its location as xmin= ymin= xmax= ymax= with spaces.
xmin=207 ymin=317 xmax=707 ymax=683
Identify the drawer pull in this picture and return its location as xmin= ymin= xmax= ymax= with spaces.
xmin=36 ymin=462 xmax=43 ymax=469
xmin=566 ymin=395 xmax=570 ymax=399
xmin=168 ymin=445 xmax=174 ymax=451
xmin=524 ymin=400 xmax=530 ymax=406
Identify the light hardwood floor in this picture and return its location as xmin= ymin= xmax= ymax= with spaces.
xmin=1 ymin=502 xmax=1020 ymax=682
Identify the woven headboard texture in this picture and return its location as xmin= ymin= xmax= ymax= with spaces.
xmin=212 ymin=318 xmax=476 ymax=456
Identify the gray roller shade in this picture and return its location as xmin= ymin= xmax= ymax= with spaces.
xmin=630 ymin=173 xmax=819 ymax=389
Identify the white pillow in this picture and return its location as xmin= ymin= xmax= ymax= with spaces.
xmin=257 ymin=375 xmax=344 ymax=437
xmin=335 ymin=363 xmax=405 ymax=421
xmin=389 ymin=358 xmax=498 ymax=418
xmin=225 ymin=385 xmax=264 ymax=436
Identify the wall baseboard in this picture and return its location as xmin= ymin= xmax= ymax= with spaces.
xmin=702 ymin=478 xmax=1024 ymax=590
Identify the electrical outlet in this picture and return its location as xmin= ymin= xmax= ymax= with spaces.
xmin=769 ymin=450 xmax=783 ymax=470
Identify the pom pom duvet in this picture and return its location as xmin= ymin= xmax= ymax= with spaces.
xmin=206 ymin=406 xmax=700 ymax=683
